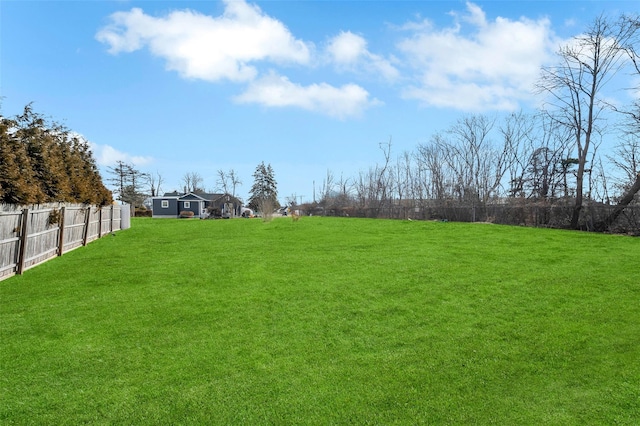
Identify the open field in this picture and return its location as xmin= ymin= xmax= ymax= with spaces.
xmin=1 ymin=217 xmax=639 ymax=424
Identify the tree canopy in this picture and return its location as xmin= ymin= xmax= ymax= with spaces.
xmin=0 ymin=104 xmax=112 ymax=205
xmin=247 ymin=161 xmax=279 ymax=212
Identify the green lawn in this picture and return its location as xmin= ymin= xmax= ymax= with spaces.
xmin=1 ymin=217 xmax=639 ymax=424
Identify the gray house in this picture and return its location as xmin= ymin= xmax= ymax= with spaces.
xmin=152 ymin=192 xmax=242 ymax=218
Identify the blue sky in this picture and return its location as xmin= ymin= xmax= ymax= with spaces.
xmin=2 ymin=0 xmax=638 ymax=204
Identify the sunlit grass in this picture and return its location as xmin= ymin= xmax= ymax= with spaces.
xmin=1 ymin=217 xmax=638 ymax=424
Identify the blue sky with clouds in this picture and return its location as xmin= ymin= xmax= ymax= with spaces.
xmin=2 ymin=0 xmax=638 ymax=203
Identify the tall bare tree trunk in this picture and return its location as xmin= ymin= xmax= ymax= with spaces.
xmin=595 ymin=172 xmax=640 ymax=231
xmin=537 ymin=15 xmax=636 ymax=229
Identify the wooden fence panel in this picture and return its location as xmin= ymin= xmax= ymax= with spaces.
xmin=0 ymin=211 xmax=23 ymax=279
xmin=0 ymin=204 xmax=126 ymax=282
xmin=62 ymin=207 xmax=89 ymax=253
xmin=112 ymin=206 xmax=121 ymax=232
xmin=22 ymin=208 xmax=60 ymax=271
xmin=86 ymin=207 xmax=101 ymax=244
xmin=99 ymin=206 xmax=117 ymax=237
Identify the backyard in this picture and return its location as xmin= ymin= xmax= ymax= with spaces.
xmin=1 ymin=217 xmax=639 ymax=424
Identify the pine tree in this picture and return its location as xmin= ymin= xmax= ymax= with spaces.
xmin=248 ymin=161 xmax=279 ymax=212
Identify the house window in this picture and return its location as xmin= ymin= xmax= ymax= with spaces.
xmin=183 ymin=201 xmax=191 ymax=208
xmin=161 ymin=200 xmax=169 ymax=208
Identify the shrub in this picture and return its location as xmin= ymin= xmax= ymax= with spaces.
xmin=135 ymin=209 xmax=152 ymax=217
xmin=258 ymin=198 xmax=275 ymax=222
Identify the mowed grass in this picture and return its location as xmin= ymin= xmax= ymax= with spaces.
xmin=1 ymin=217 xmax=639 ymax=424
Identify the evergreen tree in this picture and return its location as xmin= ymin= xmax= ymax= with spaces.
xmin=247 ymin=161 xmax=279 ymax=212
xmin=18 ymin=112 xmax=72 ymax=202
xmin=71 ymin=135 xmax=111 ymax=204
xmin=0 ymin=116 xmax=44 ymax=204
xmin=0 ymin=104 xmax=112 ymax=205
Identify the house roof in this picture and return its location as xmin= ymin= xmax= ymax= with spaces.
xmin=178 ymin=192 xmax=209 ymax=201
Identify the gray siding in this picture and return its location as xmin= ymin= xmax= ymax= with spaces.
xmin=153 ymin=198 xmax=178 ymax=217
xmin=178 ymin=200 xmax=201 ymax=217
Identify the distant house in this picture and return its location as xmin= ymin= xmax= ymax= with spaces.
xmin=152 ymin=191 xmax=242 ymax=218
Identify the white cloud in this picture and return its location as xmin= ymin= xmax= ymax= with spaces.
xmin=397 ymin=17 xmax=434 ymax=32
xmin=327 ymin=31 xmax=367 ymax=65
xmin=398 ymin=2 xmax=559 ymax=111
xmin=96 ymin=0 xmax=311 ymax=82
xmin=326 ymin=31 xmax=399 ymax=81
xmin=234 ymin=72 xmax=381 ymax=119
xmin=96 ymin=1 xmax=399 ymax=119
xmin=457 ymin=2 xmax=487 ymax=28
xmin=90 ymin=142 xmax=153 ymax=167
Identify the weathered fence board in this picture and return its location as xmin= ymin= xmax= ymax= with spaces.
xmin=0 ymin=204 xmax=127 ymax=282
xmin=0 ymin=211 xmax=22 ymax=280
xmin=22 ymin=208 xmax=59 ymax=271
xmin=63 ymin=206 xmax=89 ymax=253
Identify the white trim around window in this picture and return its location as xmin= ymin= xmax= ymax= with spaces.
xmin=161 ymin=200 xmax=169 ymax=208
xmin=183 ymin=201 xmax=191 ymax=208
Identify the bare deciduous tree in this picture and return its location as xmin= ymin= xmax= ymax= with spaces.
xmin=537 ymin=14 xmax=636 ymax=228
xmin=415 ymin=138 xmax=448 ymax=203
xmin=598 ymin=134 xmax=640 ymax=230
xmin=182 ymin=172 xmax=203 ymax=193
xmin=228 ymin=169 xmax=242 ymax=198
xmin=500 ymin=111 xmax=536 ymax=198
xmin=216 ymin=169 xmax=242 ymax=198
xmin=216 ymin=169 xmax=229 ymax=194
xmin=321 ymin=169 xmax=335 ymax=204
xmin=148 ymin=171 xmax=163 ymax=197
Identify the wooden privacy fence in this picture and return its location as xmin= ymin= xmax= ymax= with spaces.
xmin=0 ymin=204 xmax=127 ymax=281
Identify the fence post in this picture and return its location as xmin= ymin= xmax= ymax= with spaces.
xmin=110 ymin=205 xmax=114 ymax=233
xmin=17 ymin=208 xmax=29 ymax=275
xmin=98 ymin=207 xmax=103 ymax=238
xmin=83 ymin=206 xmax=91 ymax=246
xmin=57 ymin=206 xmax=66 ymax=256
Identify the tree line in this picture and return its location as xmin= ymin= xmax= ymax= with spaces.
xmin=309 ymin=13 xmax=640 ymax=233
xmin=0 ymin=104 xmax=112 ymax=205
